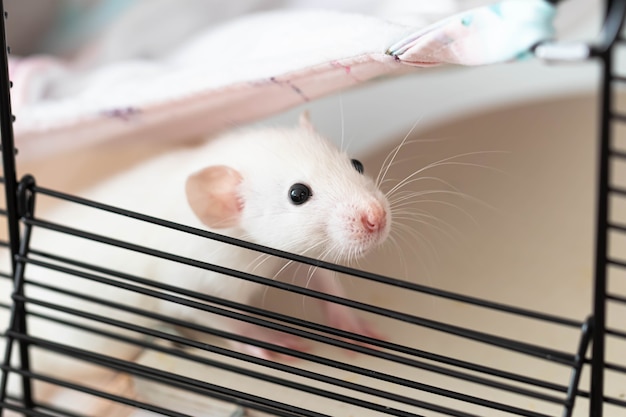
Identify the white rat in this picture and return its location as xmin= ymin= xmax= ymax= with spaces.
xmin=0 ymin=112 xmax=391 ymax=394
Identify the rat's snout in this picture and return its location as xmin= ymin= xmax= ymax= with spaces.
xmin=328 ymin=194 xmax=391 ymax=259
xmin=360 ymin=204 xmax=387 ymax=234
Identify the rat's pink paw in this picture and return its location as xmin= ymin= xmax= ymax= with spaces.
xmin=229 ymin=323 xmax=310 ymax=361
xmin=325 ymin=302 xmax=385 ymax=349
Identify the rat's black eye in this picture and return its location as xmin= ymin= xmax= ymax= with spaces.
xmin=289 ymin=183 xmax=312 ymax=205
xmin=351 ymin=159 xmax=364 ymax=174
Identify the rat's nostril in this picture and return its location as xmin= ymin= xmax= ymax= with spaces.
xmin=361 ymin=215 xmax=375 ymax=232
xmin=361 ymin=207 xmax=386 ymax=233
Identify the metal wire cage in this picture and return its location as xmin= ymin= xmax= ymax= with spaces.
xmin=0 ymin=1 xmax=624 ymax=416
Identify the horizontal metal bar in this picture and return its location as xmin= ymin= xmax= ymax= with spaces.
xmin=19 ymin=286 xmax=565 ymax=417
xmin=606 ymin=327 xmax=626 ymax=339
xmin=607 ymin=293 xmax=626 ymax=304
xmin=611 ymin=113 xmax=626 ymax=124
xmin=21 ymin=249 xmax=583 ymax=394
xmin=6 ymin=332 xmax=431 ymax=417
xmin=603 ymin=395 xmax=626 ymax=408
xmin=608 ymin=258 xmax=626 ymax=269
xmin=0 ymin=366 xmax=199 ymax=417
xmin=28 ymin=185 xmax=582 ymax=328
xmin=611 ymin=148 xmax=626 ymax=158
xmin=17 ymin=275 xmax=571 ymax=410
xmin=20 ymin=310 xmax=490 ymax=417
xmin=25 ymin=312 xmax=456 ymax=417
xmin=31 ymin=401 xmax=93 ymax=417
xmin=604 ymin=360 xmax=626 ymax=374
xmin=19 ymin=255 xmax=575 ymax=396
xmin=23 ymin=218 xmax=579 ymax=364
xmin=609 ymin=223 xmax=626 ymax=233
xmin=610 ymin=185 xmax=626 ymax=196
xmin=0 ymin=400 xmax=61 ymax=417
xmin=20 ymin=255 xmax=397 ymax=356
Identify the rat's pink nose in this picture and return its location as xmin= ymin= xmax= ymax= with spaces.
xmin=361 ymin=204 xmax=387 ymax=233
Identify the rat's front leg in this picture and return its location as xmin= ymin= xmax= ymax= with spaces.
xmin=223 ymin=279 xmax=313 ymax=360
xmin=303 ymin=268 xmax=384 ymax=343
xmin=164 ymin=279 xmax=311 ymax=361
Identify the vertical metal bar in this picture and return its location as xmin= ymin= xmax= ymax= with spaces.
xmin=12 ymin=177 xmax=36 ymax=411
xmin=0 ymin=0 xmax=17 ymax=414
xmin=0 ymin=0 xmax=19 ymax=268
xmin=562 ymin=318 xmax=592 ymax=417
xmin=589 ymin=64 xmax=610 ymax=417
xmin=0 ymin=1 xmax=35 ymax=413
xmin=588 ymin=1 xmax=626 ymax=415
xmin=589 ymin=4 xmax=614 ymax=416
xmin=4 ymin=213 xmax=35 ymax=412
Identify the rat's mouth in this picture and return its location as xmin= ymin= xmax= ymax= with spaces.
xmin=325 ymin=202 xmax=391 ymax=262
xmin=331 ymin=233 xmax=387 ymax=262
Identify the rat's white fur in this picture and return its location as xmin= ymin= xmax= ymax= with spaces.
xmin=0 ymin=117 xmax=391 ymax=396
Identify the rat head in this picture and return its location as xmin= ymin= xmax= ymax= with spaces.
xmin=185 ymin=112 xmax=391 ymax=262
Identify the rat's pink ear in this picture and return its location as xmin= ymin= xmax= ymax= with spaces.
xmin=185 ymin=165 xmax=243 ymax=229
xmin=299 ymin=110 xmax=315 ymax=131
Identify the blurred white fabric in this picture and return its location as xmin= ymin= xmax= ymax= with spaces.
xmin=6 ymin=0 xmax=475 ymax=60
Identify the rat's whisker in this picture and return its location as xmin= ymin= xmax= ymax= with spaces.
xmin=376 ymin=116 xmax=423 ymax=188
xmin=389 ymin=226 xmax=436 ymax=284
xmin=393 ymin=214 xmax=462 ymax=247
xmin=390 ymin=189 xmax=498 ymax=213
xmin=392 ymin=220 xmax=442 ymax=260
xmin=246 ymin=250 xmax=273 ymax=274
xmin=301 ymin=262 xmax=322 ymax=317
xmin=384 ymin=233 xmax=411 ymax=278
xmin=385 ymin=176 xmax=461 ymax=200
xmin=259 ymin=258 xmax=301 ymax=309
xmin=392 ymin=208 xmax=465 ymax=238
xmin=384 ymin=150 xmax=507 ymax=196
xmin=391 ymin=197 xmax=481 ymax=226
